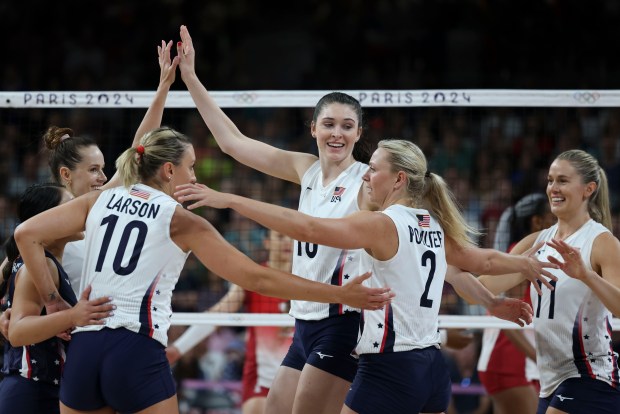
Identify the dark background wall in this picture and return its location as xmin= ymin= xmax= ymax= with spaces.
xmin=2 ymin=0 xmax=619 ymax=92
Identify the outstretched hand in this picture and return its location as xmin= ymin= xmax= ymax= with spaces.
xmin=546 ymin=238 xmax=589 ymax=281
xmin=177 ymin=24 xmax=196 ymax=81
xmin=70 ymin=285 xmax=115 ymax=328
xmin=487 ymin=296 xmax=533 ymax=327
xmin=174 ymin=183 xmax=231 ymax=210
xmin=340 ymin=272 xmax=394 ymax=310
xmin=520 ymin=241 xmax=559 ymax=296
xmin=158 ymin=40 xmax=179 ymax=88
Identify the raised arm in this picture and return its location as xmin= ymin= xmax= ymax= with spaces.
xmin=548 ymin=235 xmax=620 ymax=316
xmin=104 ymin=40 xmax=178 ymax=189
xmin=177 ymin=25 xmax=316 ymax=184
xmin=13 ymin=192 xmax=99 ymax=314
xmin=171 ymin=208 xmax=393 ymax=309
xmin=445 ymin=266 xmax=533 ymax=327
xmin=174 ymin=183 xmax=392 ymax=254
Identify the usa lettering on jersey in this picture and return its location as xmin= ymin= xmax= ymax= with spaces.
xmin=331 ymin=186 xmax=346 ymax=203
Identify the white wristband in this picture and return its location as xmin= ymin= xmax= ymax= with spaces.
xmin=439 ymin=329 xmax=448 ymax=345
xmin=171 ymin=324 xmax=216 ymax=356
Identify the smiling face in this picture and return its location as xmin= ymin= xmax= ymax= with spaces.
xmin=546 ymin=158 xmax=596 ymax=219
xmin=311 ymin=102 xmax=361 ymax=164
xmin=62 ymin=145 xmax=107 ymax=197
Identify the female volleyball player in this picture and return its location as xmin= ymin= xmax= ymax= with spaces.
xmin=0 ymin=37 xmax=179 ymax=341
xmin=177 ymin=24 xmax=382 ymax=414
xmin=14 ymin=127 xmax=392 ymax=414
xmin=479 ymin=149 xmax=620 ymax=414
xmin=0 ymin=184 xmax=113 ymax=414
xmin=174 ymin=139 xmax=558 ymax=413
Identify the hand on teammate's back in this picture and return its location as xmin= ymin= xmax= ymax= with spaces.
xmin=340 ymin=272 xmax=394 ymax=310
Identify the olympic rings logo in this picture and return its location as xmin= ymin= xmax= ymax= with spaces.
xmin=572 ymin=92 xmax=600 ymax=104
xmin=233 ymin=93 xmax=258 ymax=104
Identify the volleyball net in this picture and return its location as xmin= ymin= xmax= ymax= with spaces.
xmin=2 ymin=89 xmax=620 ymax=330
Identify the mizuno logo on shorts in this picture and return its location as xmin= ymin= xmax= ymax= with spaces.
xmin=557 ymin=395 xmax=574 ymax=402
xmin=316 ymin=352 xmax=333 ymax=359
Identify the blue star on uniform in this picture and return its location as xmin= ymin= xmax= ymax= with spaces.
xmin=373 ymin=342 xmax=379 ymax=348
xmin=588 ymin=352 xmax=593 ymax=356
xmin=347 ymin=256 xmax=353 ymax=262
xmin=344 ymin=274 xmax=350 ymax=279
xmin=584 ymin=334 xmax=590 ymax=340
xmin=378 ymin=323 xmax=383 ymax=329
xmin=154 ymin=324 xmax=159 ymax=329
xmin=156 ymin=290 xmax=160 ymax=295
xmin=153 ymin=306 xmax=158 ymax=311
xmin=584 ymin=317 xmax=588 ymax=322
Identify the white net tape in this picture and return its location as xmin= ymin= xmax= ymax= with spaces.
xmin=171 ymin=313 xmax=620 ymax=330
xmin=1 ymin=89 xmax=618 ymax=108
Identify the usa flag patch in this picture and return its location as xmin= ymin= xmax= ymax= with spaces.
xmin=417 ymin=214 xmax=430 ymax=228
xmin=333 ymin=186 xmax=346 ymax=196
xmin=130 ymin=186 xmax=151 ymax=200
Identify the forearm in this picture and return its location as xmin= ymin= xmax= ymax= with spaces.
xmin=106 ymin=85 xmax=171 ymax=189
xmin=9 ymin=312 xmax=73 ymax=346
xmin=475 ymin=249 xmax=529 ymax=276
xmin=448 ymin=272 xmax=494 ymax=307
xmin=133 ymin=83 xmax=172 ymax=145
xmin=582 ymin=270 xmax=620 ymax=316
xmin=250 ymin=267 xmax=341 ymax=304
xmin=477 ymin=274 xmax=525 ymax=296
xmin=183 ymin=74 xmax=246 ymax=155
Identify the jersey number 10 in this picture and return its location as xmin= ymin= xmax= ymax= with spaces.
xmin=95 ymin=214 xmax=148 ymax=275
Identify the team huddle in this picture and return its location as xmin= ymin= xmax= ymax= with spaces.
xmin=0 ymin=24 xmax=619 ymax=414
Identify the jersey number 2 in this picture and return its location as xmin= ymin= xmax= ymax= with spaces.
xmin=420 ymin=250 xmax=436 ymax=308
xmin=95 ymin=214 xmax=148 ymax=275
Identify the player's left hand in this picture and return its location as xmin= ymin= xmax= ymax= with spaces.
xmin=546 ymin=238 xmax=589 ymax=281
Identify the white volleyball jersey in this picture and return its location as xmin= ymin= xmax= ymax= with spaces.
xmin=62 ymin=239 xmax=85 ymax=296
xmin=532 ymin=219 xmax=619 ymax=397
xmin=355 ymin=205 xmax=447 ymax=355
xmin=290 ymin=160 xmax=366 ymax=320
xmin=74 ymin=184 xmax=190 ymax=346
